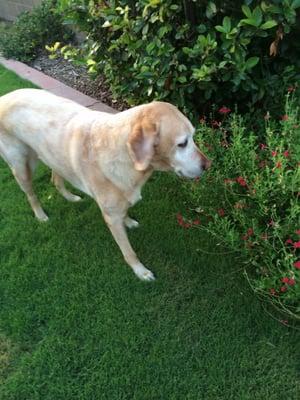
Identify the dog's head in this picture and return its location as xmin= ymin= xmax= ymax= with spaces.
xmin=127 ymin=102 xmax=211 ymax=178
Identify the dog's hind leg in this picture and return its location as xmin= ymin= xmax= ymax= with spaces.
xmin=0 ymin=136 xmax=48 ymax=221
xmin=51 ymin=171 xmax=81 ymax=202
xmin=124 ymin=216 xmax=139 ymax=229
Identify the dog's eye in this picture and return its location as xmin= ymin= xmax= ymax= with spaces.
xmin=178 ymin=138 xmax=188 ymax=148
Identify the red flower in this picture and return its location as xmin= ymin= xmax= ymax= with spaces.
xmin=281 ymin=277 xmax=289 ymax=284
xmin=288 ymin=279 xmax=296 ymax=286
xmin=219 ymin=106 xmax=231 ymax=114
xmin=293 ymin=241 xmax=300 ymax=249
xmin=281 ymin=114 xmax=289 ymax=121
xmin=236 ymin=176 xmax=247 ymax=187
xmin=283 ymin=150 xmax=289 ymax=158
xmin=275 ymin=162 xmax=282 ymax=169
xmin=280 ymin=286 xmax=287 ymax=292
xmin=294 ymin=260 xmax=300 ymax=269
xmin=296 ymin=229 xmax=300 ymax=235
xmin=218 ymin=208 xmax=225 ymax=217
xmin=271 ymin=151 xmax=277 ymax=157
xmin=269 ymin=288 xmax=277 ymax=295
xmin=285 ymin=238 xmax=293 ymax=245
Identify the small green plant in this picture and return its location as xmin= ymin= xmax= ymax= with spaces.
xmin=183 ymin=92 xmax=300 ymax=319
xmin=0 ymin=0 xmax=73 ymax=62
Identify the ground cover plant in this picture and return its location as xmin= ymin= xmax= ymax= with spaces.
xmin=0 ymin=66 xmax=300 ymax=399
xmin=182 ymin=95 xmax=300 ymax=320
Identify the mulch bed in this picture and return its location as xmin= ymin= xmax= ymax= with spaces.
xmin=30 ymin=52 xmax=127 ymax=111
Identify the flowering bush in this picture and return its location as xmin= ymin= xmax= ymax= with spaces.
xmin=185 ymin=94 xmax=300 ymax=320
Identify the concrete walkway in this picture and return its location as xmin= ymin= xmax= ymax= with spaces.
xmin=0 ymin=57 xmax=117 ymax=114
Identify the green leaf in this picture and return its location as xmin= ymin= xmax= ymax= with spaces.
xmin=215 ymin=25 xmax=226 ymax=33
xmin=223 ymin=16 xmax=231 ymax=33
xmin=292 ymin=0 xmax=300 ymax=9
xmin=245 ymin=56 xmax=259 ymax=70
xmin=206 ymin=1 xmax=217 ymax=19
xmin=178 ymin=76 xmax=187 ymax=83
xmin=260 ymin=20 xmax=277 ymax=30
xmin=252 ymin=7 xmax=262 ymax=26
xmin=241 ymin=5 xmax=252 ymax=19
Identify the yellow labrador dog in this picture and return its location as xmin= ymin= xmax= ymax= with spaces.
xmin=0 ymin=89 xmax=211 ymax=280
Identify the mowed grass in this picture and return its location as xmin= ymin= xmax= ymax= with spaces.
xmin=0 ymin=64 xmax=299 ymax=400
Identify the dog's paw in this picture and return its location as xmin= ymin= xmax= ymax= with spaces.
xmin=35 ymin=210 xmax=49 ymax=222
xmin=125 ymin=217 xmax=139 ymax=229
xmin=133 ymin=264 xmax=155 ymax=281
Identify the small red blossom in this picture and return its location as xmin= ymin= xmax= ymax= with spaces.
xmin=236 ymin=176 xmax=247 ymax=187
xmin=293 ymin=241 xmax=300 ymax=249
xmin=294 ymin=260 xmax=300 ymax=269
xmin=218 ymin=208 xmax=225 ymax=217
xmin=296 ymin=229 xmax=300 ymax=235
xmin=280 ymin=286 xmax=287 ymax=293
xmin=271 ymin=151 xmax=277 ymax=157
xmin=275 ymin=161 xmax=282 ymax=169
xmin=269 ymin=288 xmax=277 ymax=295
xmin=218 ymin=106 xmax=231 ymax=114
xmin=281 ymin=114 xmax=289 ymax=121
xmin=285 ymin=238 xmax=293 ymax=245
xmin=259 ymin=143 xmax=267 ymax=150
xmin=281 ymin=277 xmax=290 ymax=284
xmin=288 ymin=279 xmax=296 ymax=286
xmin=283 ymin=150 xmax=289 ymax=158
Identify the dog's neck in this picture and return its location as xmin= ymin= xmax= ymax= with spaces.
xmin=89 ymin=115 xmax=154 ymax=205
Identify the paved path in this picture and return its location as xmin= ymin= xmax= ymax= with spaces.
xmin=0 ymin=57 xmax=117 ymax=114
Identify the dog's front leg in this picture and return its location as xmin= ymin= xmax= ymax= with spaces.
xmin=96 ymin=191 xmax=155 ymax=281
xmin=104 ymin=212 xmax=155 ymax=281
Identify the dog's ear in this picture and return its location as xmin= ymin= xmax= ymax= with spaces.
xmin=127 ymin=117 xmax=159 ymax=171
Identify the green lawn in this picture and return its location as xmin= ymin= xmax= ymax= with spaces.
xmin=0 ymin=64 xmax=299 ymax=400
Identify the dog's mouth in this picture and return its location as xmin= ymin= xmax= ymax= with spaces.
xmin=174 ymin=168 xmax=202 ymax=179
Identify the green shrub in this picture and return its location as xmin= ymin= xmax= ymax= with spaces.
xmin=57 ymin=0 xmax=300 ymax=116
xmin=182 ymin=93 xmax=300 ymax=319
xmin=0 ymin=0 xmax=73 ymax=62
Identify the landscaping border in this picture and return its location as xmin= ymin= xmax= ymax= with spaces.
xmin=0 ymin=56 xmax=117 ymax=114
